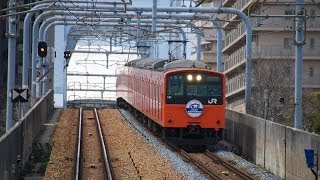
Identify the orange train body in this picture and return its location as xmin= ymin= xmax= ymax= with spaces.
xmin=116 ymin=59 xmax=226 ymax=147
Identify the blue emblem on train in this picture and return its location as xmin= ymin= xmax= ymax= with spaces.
xmin=186 ymin=99 xmax=204 ymax=118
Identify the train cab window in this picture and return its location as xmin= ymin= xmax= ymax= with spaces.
xmin=186 ymin=85 xmax=208 ymax=96
xmin=166 ymin=73 xmax=223 ymax=105
xmin=167 ymin=74 xmax=184 ymax=96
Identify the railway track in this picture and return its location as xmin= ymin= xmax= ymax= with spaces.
xmin=118 ymin=108 xmax=256 ymax=179
xmin=75 ymin=108 xmax=114 ymax=180
xmin=169 ymin=143 xmax=255 ymax=180
xmin=205 ymin=150 xmax=254 ymax=180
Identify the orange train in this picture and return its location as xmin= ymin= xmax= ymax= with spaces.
xmin=116 ymin=59 xmax=226 ymax=148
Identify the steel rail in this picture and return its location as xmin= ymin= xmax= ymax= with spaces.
xmin=75 ymin=108 xmax=83 ymax=180
xmin=166 ymin=143 xmax=223 ymax=180
xmin=205 ymin=151 xmax=255 ymax=180
xmin=94 ymin=108 xmax=114 ymax=180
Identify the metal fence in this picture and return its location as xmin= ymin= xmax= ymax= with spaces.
xmin=0 ymin=90 xmax=54 ymax=180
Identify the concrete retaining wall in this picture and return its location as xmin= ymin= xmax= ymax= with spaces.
xmin=0 ymin=90 xmax=54 ymax=180
xmin=225 ymin=109 xmax=320 ymax=180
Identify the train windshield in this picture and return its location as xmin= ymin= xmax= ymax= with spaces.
xmin=166 ymin=73 xmax=223 ymax=105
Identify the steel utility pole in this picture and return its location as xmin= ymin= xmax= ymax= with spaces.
xmin=6 ymin=0 xmax=17 ymax=131
xmin=294 ymin=0 xmax=305 ymax=129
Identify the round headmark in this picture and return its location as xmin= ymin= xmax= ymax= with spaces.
xmin=185 ymin=99 xmax=204 ymax=118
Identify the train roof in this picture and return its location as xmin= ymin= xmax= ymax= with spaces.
xmin=125 ymin=59 xmax=208 ymax=71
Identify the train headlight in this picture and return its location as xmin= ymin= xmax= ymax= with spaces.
xmin=187 ymin=74 xmax=193 ymax=81
xmin=196 ymin=75 xmax=202 ymax=81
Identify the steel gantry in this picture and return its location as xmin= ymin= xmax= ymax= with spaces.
xmin=4 ymin=0 xmax=253 ymax=131
xmin=28 ymin=10 xmax=234 ymax=103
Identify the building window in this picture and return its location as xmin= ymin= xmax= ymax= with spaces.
xmin=309 ymin=67 xmax=314 ymax=77
xmin=284 ymin=38 xmax=292 ymax=49
xmin=202 ymin=44 xmax=212 ymax=51
xmin=310 ymin=9 xmax=315 ymax=19
xmin=252 ymin=35 xmax=258 ymax=46
xmin=285 ymin=8 xmax=294 ymax=19
xmin=309 ymin=38 xmax=315 ymax=48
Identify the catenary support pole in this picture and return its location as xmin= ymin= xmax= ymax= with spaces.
xmin=189 ymin=23 xmax=202 ymax=62
xmin=6 ymin=0 xmax=17 ymax=131
xmin=177 ymin=28 xmax=187 ymax=59
xmin=22 ymin=3 xmax=54 ymax=113
xmin=196 ymin=31 xmax=201 ymax=61
xmin=152 ymin=0 xmax=157 ymax=33
xmin=294 ymin=0 xmax=304 ymax=129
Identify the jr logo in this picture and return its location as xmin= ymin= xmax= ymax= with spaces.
xmin=208 ymin=98 xmax=218 ymax=104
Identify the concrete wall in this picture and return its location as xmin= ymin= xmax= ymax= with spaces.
xmin=225 ymin=109 xmax=320 ymax=180
xmin=0 ymin=90 xmax=53 ymax=179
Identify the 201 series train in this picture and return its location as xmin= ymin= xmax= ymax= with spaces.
xmin=116 ymin=58 xmax=226 ymax=150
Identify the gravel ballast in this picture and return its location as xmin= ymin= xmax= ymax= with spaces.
xmin=119 ymin=109 xmax=279 ymax=180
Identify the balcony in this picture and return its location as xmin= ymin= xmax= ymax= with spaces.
xmin=303 ymin=74 xmax=320 ymax=88
xmin=202 ymin=51 xmax=216 ymax=62
xmin=252 ymin=17 xmax=320 ymax=31
xmin=226 ymin=94 xmax=245 ymax=112
xmin=224 ymin=46 xmax=246 ymax=73
xmin=223 ymin=23 xmax=246 ymax=53
xmin=223 ymin=0 xmax=236 ymax=7
xmin=252 ymin=45 xmax=320 ymax=60
xmin=224 ymin=45 xmax=320 ymax=74
xmin=223 ymin=17 xmax=320 ymax=54
xmin=226 ymin=72 xmax=245 ymax=96
xmin=223 ymin=0 xmax=257 ymax=28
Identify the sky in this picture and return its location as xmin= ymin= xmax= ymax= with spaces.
xmin=67 ymin=44 xmax=137 ymax=101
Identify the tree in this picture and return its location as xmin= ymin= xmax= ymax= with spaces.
xmin=251 ymin=59 xmax=294 ymax=122
xmin=302 ymin=92 xmax=320 ymax=134
xmin=282 ymin=92 xmax=320 ymax=134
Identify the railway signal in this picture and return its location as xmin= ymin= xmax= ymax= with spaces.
xmin=64 ymin=51 xmax=71 ymax=60
xmin=38 ymin=41 xmax=47 ymax=58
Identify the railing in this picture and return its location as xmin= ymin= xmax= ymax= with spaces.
xmin=67 ymin=82 xmax=116 ymax=92
xmin=303 ymin=74 xmax=320 ymax=86
xmin=252 ymin=45 xmax=320 ymax=58
xmin=67 ymin=95 xmax=116 ymax=108
xmin=226 ymin=96 xmax=245 ymax=109
xmin=224 ymin=45 xmax=320 ymax=72
xmin=223 ymin=0 xmax=253 ymax=26
xmin=224 ymin=46 xmax=246 ymax=71
xmin=202 ymin=51 xmax=216 ymax=62
xmin=68 ymin=95 xmax=115 ymax=101
xmin=252 ymin=17 xmax=320 ymax=29
xmin=224 ymin=16 xmax=320 ymax=49
xmin=224 ymin=22 xmax=245 ymax=48
xmin=233 ymin=0 xmax=251 ymax=10
xmin=226 ymin=72 xmax=245 ymax=95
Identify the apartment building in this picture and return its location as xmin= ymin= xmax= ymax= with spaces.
xmin=223 ymin=0 xmax=320 ymax=116
xmin=191 ymin=0 xmax=222 ymax=70
xmin=195 ymin=0 xmax=320 ymax=117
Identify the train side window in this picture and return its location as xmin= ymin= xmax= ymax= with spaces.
xmin=148 ymin=80 xmax=151 ymax=98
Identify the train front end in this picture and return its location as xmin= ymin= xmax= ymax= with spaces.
xmin=162 ymin=69 xmax=226 ymax=148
